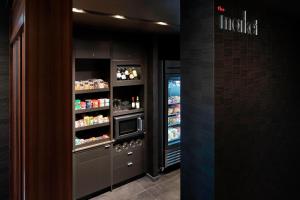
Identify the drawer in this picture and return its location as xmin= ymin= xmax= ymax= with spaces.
xmin=74 ymin=145 xmax=111 ymax=199
xmin=113 ymin=147 xmax=143 ymax=169
xmin=77 ymin=144 xmax=111 ymax=162
xmin=113 ymin=159 xmax=144 ymax=185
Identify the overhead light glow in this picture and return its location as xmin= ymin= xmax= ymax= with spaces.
xmin=112 ymin=15 xmax=126 ymax=20
xmin=155 ymin=21 xmax=168 ymax=26
xmin=72 ymin=8 xmax=86 ymax=13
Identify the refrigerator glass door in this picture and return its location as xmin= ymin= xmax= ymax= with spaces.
xmin=167 ymin=76 xmax=181 ymax=146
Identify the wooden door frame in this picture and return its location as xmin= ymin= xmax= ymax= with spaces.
xmin=9 ymin=29 xmax=23 ymax=200
xmin=9 ymin=0 xmax=73 ymax=199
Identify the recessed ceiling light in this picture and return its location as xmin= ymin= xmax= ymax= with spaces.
xmin=72 ymin=8 xmax=86 ymax=13
xmin=112 ymin=15 xmax=126 ymax=20
xmin=155 ymin=21 xmax=168 ymax=26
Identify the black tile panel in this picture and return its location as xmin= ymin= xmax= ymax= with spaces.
xmin=215 ymin=0 xmax=300 ymax=199
xmin=181 ymin=0 xmax=215 ymax=199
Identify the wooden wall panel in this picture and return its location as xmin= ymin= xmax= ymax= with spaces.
xmin=10 ymin=0 xmax=25 ymax=43
xmin=24 ymin=0 xmax=73 ymax=199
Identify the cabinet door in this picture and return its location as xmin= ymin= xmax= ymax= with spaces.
xmin=74 ymin=145 xmax=111 ymax=199
xmin=112 ymin=40 xmax=145 ymax=60
xmin=74 ymin=40 xmax=110 ymax=59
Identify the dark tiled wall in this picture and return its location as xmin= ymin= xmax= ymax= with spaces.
xmin=215 ymin=1 xmax=300 ymax=199
xmin=181 ymin=0 xmax=215 ymax=199
xmin=0 ymin=3 xmax=9 ymax=200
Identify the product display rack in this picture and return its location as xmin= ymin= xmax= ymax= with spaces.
xmin=75 ymin=88 xmax=110 ymax=95
xmin=75 ymin=106 xmax=110 ymax=114
xmin=73 ymin=58 xmax=113 ymax=151
xmin=75 ymin=122 xmax=110 ymax=132
xmin=73 ymin=138 xmax=112 ymax=152
xmin=113 ymin=108 xmax=144 ymax=117
xmin=72 ymin=37 xmax=148 ymax=200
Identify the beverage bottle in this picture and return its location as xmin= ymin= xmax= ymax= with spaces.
xmin=131 ymin=97 xmax=136 ymax=109
xmin=136 ymin=96 xmax=140 ymax=109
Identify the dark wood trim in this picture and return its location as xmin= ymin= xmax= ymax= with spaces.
xmin=23 ymin=0 xmax=73 ymax=199
xmin=9 ymin=33 xmax=22 ymax=200
xmin=10 ymin=0 xmax=25 ymax=43
xmin=9 ymin=0 xmax=73 ymax=199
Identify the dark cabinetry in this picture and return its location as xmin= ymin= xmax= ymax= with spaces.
xmin=112 ymin=40 xmax=145 ymax=60
xmin=72 ymin=34 xmax=147 ymax=199
xmin=113 ymin=139 xmax=145 ymax=185
xmin=74 ymin=144 xmax=111 ymax=199
xmin=74 ymin=40 xmax=110 ymax=59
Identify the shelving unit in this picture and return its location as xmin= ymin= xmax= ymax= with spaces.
xmin=113 ymin=108 xmax=144 ymax=116
xmin=113 ymin=80 xmax=144 ymax=87
xmin=72 ymin=37 xmax=148 ymax=200
xmin=75 ymin=122 xmax=110 ymax=132
xmin=75 ymin=88 xmax=109 ymax=94
xmin=75 ymin=106 xmax=110 ymax=114
xmin=73 ymin=138 xmax=112 ymax=152
xmin=73 ymin=58 xmax=112 ymax=150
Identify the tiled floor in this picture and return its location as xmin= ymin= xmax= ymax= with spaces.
xmin=92 ymin=169 xmax=180 ymax=200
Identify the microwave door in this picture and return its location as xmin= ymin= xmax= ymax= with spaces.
xmin=114 ymin=113 xmax=144 ymax=140
xmin=119 ymin=118 xmax=138 ymax=135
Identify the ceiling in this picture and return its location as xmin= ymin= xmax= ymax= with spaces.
xmin=73 ymin=0 xmax=180 ymax=33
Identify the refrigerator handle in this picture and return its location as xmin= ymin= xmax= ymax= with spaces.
xmin=137 ymin=117 xmax=143 ymax=132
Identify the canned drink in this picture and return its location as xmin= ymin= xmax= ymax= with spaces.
xmin=100 ymin=99 xmax=105 ymax=107
xmin=80 ymin=102 xmax=86 ymax=110
xmin=97 ymin=99 xmax=102 ymax=107
xmin=93 ymin=100 xmax=99 ymax=108
xmin=86 ymin=100 xmax=92 ymax=109
xmin=75 ymin=100 xmax=81 ymax=110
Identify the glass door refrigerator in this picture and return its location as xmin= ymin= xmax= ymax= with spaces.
xmin=161 ymin=60 xmax=181 ymax=170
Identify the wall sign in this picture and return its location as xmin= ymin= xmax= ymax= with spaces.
xmin=218 ymin=9 xmax=258 ymax=36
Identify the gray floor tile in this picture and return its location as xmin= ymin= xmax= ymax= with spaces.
xmin=93 ymin=169 xmax=180 ymax=200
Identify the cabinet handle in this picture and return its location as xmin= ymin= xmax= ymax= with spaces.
xmin=127 ymin=162 xmax=133 ymax=167
xmin=105 ymin=144 xmax=111 ymax=149
xmin=127 ymin=152 xmax=133 ymax=156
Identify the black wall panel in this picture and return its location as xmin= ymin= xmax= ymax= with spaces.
xmin=214 ymin=0 xmax=300 ymax=199
xmin=182 ymin=0 xmax=300 ymax=199
xmin=0 ymin=3 xmax=9 ymax=200
xmin=181 ymin=0 xmax=215 ymax=199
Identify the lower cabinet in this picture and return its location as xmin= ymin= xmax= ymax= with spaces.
xmin=113 ymin=139 xmax=145 ymax=185
xmin=73 ymin=144 xmax=111 ymax=199
xmin=73 ymin=139 xmax=145 ymax=199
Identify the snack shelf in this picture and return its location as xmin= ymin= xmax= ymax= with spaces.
xmin=75 ymin=122 xmax=110 ymax=132
xmin=75 ymin=88 xmax=109 ymax=95
xmin=75 ymin=106 xmax=110 ymax=114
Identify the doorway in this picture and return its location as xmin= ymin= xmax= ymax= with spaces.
xmin=71 ymin=0 xmax=181 ymax=199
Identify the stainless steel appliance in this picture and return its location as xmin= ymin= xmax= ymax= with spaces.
xmin=114 ymin=113 xmax=144 ymax=140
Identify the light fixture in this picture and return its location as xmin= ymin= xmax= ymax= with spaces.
xmin=155 ymin=21 xmax=168 ymax=26
xmin=72 ymin=8 xmax=86 ymax=13
xmin=112 ymin=15 xmax=126 ymax=20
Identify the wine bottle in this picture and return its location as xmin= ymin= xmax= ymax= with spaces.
xmin=117 ymin=69 xmax=121 ymax=80
xmin=129 ymin=67 xmax=135 ymax=80
xmin=136 ymin=96 xmax=140 ymax=109
xmin=131 ymin=97 xmax=136 ymax=109
xmin=121 ymin=68 xmax=126 ymax=80
xmin=132 ymin=68 xmax=138 ymax=79
xmin=125 ymin=68 xmax=129 ymax=80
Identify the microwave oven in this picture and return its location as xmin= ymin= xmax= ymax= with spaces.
xmin=114 ymin=113 xmax=144 ymax=140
